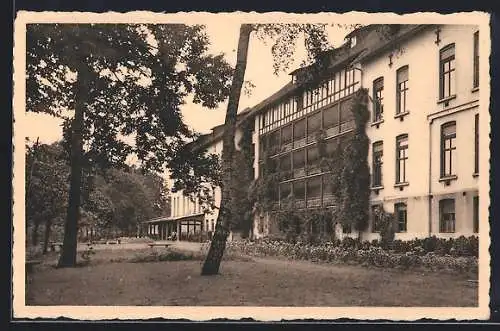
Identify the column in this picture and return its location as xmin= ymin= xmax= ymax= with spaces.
xmin=176 ymin=220 xmax=181 ymax=241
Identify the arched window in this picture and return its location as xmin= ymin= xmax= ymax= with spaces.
xmin=439 ymin=43 xmax=456 ymax=99
xmin=396 ymin=66 xmax=409 ymax=114
xmin=372 ymin=141 xmax=383 ymax=187
xmin=439 ymin=199 xmax=455 ymax=233
xmin=394 ymin=202 xmax=407 ymax=232
xmin=396 ymin=134 xmax=409 ymax=184
xmin=441 ymin=121 xmax=456 ymax=177
xmin=372 ymin=77 xmax=384 ymax=122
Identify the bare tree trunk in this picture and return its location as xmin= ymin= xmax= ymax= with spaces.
xmin=42 ymin=218 xmax=53 ymax=254
xmin=31 ymin=221 xmax=40 ymax=247
xmin=58 ymin=66 xmax=88 ymax=268
xmin=28 ymin=137 xmax=41 ymax=247
xmin=201 ymin=24 xmax=253 ymax=276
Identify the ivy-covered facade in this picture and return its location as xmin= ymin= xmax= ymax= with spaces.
xmin=248 ymin=24 xmax=483 ymax=241
xmin=163 ymin=23 xmax=484 ymax=243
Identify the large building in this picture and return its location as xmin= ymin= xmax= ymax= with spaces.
xmin=249 ymin=24 xmax=481 ymax=241
xmin=146 ymin=24 xmax=482 ymax=242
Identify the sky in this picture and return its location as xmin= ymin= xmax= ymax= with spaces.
xmin=24 ymin=22 xmax=353 ymax=145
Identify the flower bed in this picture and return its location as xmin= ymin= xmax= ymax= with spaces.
xmin=224 ymin=237 xmax=478 ymax=274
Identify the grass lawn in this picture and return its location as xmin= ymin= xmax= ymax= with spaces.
xmin=25 ymin=246 xmax=478 ymax=307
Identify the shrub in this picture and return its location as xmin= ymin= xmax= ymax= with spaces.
xmin=226 ymin=235 xmax=478 ymax=273
xmin=129 ymin=250 xmax=196 ymax=263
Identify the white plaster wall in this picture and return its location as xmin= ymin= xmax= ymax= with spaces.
xmin=359 ymin=24 xmax=480 ymax=240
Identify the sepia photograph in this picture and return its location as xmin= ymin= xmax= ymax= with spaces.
xmin=12 ymin=11 xmax=491 ymax=321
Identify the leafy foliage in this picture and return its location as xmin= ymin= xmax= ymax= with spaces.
xmin=26 ymin=141 xmax=171 ymax=243
xmin=338 ymin=88 xmax=371 ymax=231
xmin=251 ymin=89 xmax=371 ymax=240
xmin=27 ymin=23 xmax=234 ymax=265
xmin=226 ymin=236 xmax=479 ymax=273
xmin=27 ymin=24 xmax=233 ymax=173
xmin=228 ymin=120 xmax=255 ymax=237
xmin=253 ymin=24 xmax=331 ymax=75
xmin=248 ymin=151 xmax=279 ymax=214
xmin=81 ymin=167 xmax=170 ymax=238
xmin=25 ymin=141 xmax=70 ymax=244
xmin=373 ymin=205 xmax=396 ymax=247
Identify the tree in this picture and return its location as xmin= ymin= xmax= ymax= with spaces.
xmin=201 ymin=24 xmax=334 ymax=275
xmin=27 ymin=24 xmax=233 ymax=267
xmin=25 ymin=141 xmax=70 ymax=253
xmin=228 ymin=120 xmax=255 ymax=237
xmin=338 ymin=89 xmax=371 ymax=234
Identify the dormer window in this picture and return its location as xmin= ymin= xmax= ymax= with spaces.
xmin=350 ymin=36 xmax=357 ymax=48
xmin=345 ymin=35 xmax=357 ymax=48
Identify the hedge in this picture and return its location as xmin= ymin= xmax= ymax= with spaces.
xmin=223 ymin=236 xmax=478 ymax=273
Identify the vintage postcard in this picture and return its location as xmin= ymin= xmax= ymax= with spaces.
xmin=12 ymin=11 xmax=491 ymax=321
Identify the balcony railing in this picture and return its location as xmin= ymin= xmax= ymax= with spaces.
xmin=293 ymin=167 xmax=306 ymax=178
xmin=340 ymin=120 xmax=355 ymax=132
xmin=279 ymin=170 xmax=293 ymax=181
xmin=323 ymin=194 xmax=336 ymax=206
xmin=307 ymin=165 xmax=321 ymax=175
xmin=280 ymin=142 xmax=293 ymax=153
xmin=295 ymin=199 xmax=306 ymax=209
xmin=307 ymin=197 xmax=322 ymax=208
xmin=325 ymin=125 xmax=340 ymax=138
xmin=294 ymin=137 xmax=306 ymax=149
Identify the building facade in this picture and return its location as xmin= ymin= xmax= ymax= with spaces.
xmin=141 ymin=111 xmax=251 ymax=242
xmin=362 ymin=24 xmax=480 ymax=240
xmin=250 ymin=24 xmax=482 ymax=240
xmin=146 ymin=24 xmax=483 ymax=243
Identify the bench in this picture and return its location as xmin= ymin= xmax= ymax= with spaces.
xmin=26 ymin=260 xmax=41 ymax=273
xmin=148 ymin=243 xmax=172 ymax=248
xmin=48 ymin=242 xmax=63 ymax=252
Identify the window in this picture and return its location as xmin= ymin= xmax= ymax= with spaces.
xmin=322 ymin=175 xmax=335 ymax=206
xmin=211 ymin=219 xmax=215 ymax=232
xmin=323 ymin=105 xmax=339 ymax=129
xmin=474 ymin=114 xmax=479 ymax=174
xmin=269 ymin=130 xmax=280 ymax=155
xmin=473 ymin=31 xmax=479 ymax=88
xmin=279 ymin=182 xmax=292 ymax=203
xmin=396 ymin=66 xmax=409 ymax=114
xmin=351 ymin=36 xmax=357 ymax=47
xmin=293 ymin=119 xmax=306 ymax=148
xmin=307 ymin=145 xmax=321 ymax=174
xmin=281 ymin=124 xmax=293 ymax=148
xmin=372 ymin=141 xmax=383 ymax=187
xmin=439 ymin=44 xmax=456 ymax=99
xmin=371 ymin=205 xmax=382 ymax=232
xmin=259 ymin=134 xmax=268 ymax=160
xmin=307 ymin=112 xmax=322 ymax=142
xmin=396 ymin=134 xmax=409 ymax=184
xmin=293 ymin=180 xmax=306 ymax=208
xmin=306 ymin=176 xmax=322 ymax=207
xmin=293 ymin=149 xmax=306 ymax=178
xmin=342 ymin=223 xmax=352 ymax=233
xmin=325 ymin=138 xmax=339 ymax=156
xmin=441 ymin=122 xmax=456 ymax=177
xmin=439 ymin=199 xmax=455 ymax=233
xmin=373 ymin=77 xmax=384 ymax=122
xmin=473 ymin=196 xmax=479 ymax=233
xmin=340 ymin=98 xmax=355 ymax=131
xmin=394 ymin=203 xmax=407 ymax=232
xmin=280 ymin=153 xmax=292 ymax=180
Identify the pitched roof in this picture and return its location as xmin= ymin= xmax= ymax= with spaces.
xmin=188 ymin=24 xmax=433 ymax=152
